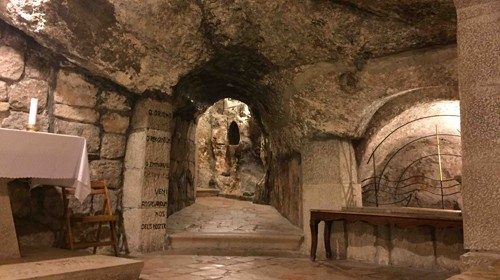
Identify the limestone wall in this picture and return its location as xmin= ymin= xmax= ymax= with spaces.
xmin=300 ymin=138 xmax=362 ymax=254
xmin=328 ymin=221 xmax=465 ymax=271
xmin=0 ymin=21 xmax=133 ymax=250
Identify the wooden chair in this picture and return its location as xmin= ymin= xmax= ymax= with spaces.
xmin=62 ymin=180 xmax=119 ymax=256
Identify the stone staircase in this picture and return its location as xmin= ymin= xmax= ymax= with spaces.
xmin=166 ymin=232 xmax=304 ymax=257
xmin=196 ymin=188 xmax=220 ymax=197
xmin=165 ymin=196 xmax=304 ymax=257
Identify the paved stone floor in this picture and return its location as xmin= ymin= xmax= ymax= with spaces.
xmin=138 ymin=254 xmax=456 ymax=280
xmin=166 ymin=196 xmax=302 ymax=234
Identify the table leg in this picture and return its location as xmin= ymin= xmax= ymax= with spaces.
xmin=0 ymin=179 xmax=21 ymax=261
xmin=310 ymin=219 xmax=320 ymax=261
xmin=324 ymin=220 xmax=333 ymax=259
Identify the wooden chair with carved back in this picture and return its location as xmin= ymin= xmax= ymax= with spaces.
xmin=62 ymin=180 xmax=119 ymax=256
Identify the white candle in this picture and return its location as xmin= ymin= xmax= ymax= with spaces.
xmin=28 ymin=98 xmax=38 ymax=125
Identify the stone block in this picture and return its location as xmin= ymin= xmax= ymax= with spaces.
xmin=435 ymin=228 xmax=464 ymax=271
xmin=54 ymin=69 xmax=97 ymax=107
xmin=54 ymin=104 xmax=99 ymax=124
xmin=0 ymin=102 xmax=8 ymax=113
xmin=0 ymin=45 xmax=24 ymax=81
xmin=54 ymin=118 xmax=100 ymax=153
xmin=0 ymin=109 xmax=8 ymax=124
xmin=24 ymin=50 xmax=53 ymax=80
xmin=123 ymin=169 xmax=144 ymax=208
xmin=0 ymin=81 xmax=7 ymax=101
xmin=302 ymin=139 xmax=340 ymax=185
xmin=101 ymin=133 xmax=127 ymax=159
xmin=374 ymin=224 xmax=391 ymax=265
xmin=347 ymin=221 xmax=377 ymax=262
xmin=90 ymin=160 xmax=123 ymax=189
xmin=390 ymin=226 xmax=435 ymax=269
xmin=100 ymin=90 xmax=131 ymax=112
xmin=2 ymin=111 xmax=49 ymax=131
xmin=131 ymin=98 xmax=171 ymax=131
xmin=124 ymin=131 xmax=146 ymax=169
xmin=123 ymin=208 xmax=167 ymax=252
xmin=329 ymin=220 xmax=347 ymax=260
xmin=145 ymin=129 xmax=171 ymax=166
xmin=101 ymin=112 xmax=129 ymax=134
xmin=141 ymin=168 xmax=169 ymax=204
xmin=8 ymin=78 xmax=49 ymax=112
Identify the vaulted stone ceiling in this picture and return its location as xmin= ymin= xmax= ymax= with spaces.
xmin=0 ymin=0 xmax=458 ymax=146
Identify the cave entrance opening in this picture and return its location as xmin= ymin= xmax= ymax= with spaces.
xmin=195 ymin=98 xmax=266 ymax=201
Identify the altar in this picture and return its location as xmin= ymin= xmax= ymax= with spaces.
xmin=0 ymin=128 xmax=91 ymax=261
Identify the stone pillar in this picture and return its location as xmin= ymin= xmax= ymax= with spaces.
xmin=300 ymin=138 xmax=362 ymax=256
xmin=123 ymin=98 xmax=172 ymax=253
xmin=454 ymin=0 xmax=500 ymax=269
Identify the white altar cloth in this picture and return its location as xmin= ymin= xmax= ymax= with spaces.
xmin=0 ymin=128 xmax=91 ymax=202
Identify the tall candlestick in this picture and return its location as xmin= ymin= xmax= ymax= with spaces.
xmin=28 ymin=98 xmax=38 ymax=125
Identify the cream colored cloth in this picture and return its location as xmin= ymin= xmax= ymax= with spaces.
xmin=0 ymin=128 xmax=91 ymax=202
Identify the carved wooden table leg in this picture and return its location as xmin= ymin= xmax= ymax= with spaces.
xmin=324 ymin=220 xmax=333 ymax=259
xmin=310 ymin=219 xmax=320 ymax=261
xmin=0 ymin=179 xmax=21 ymax=261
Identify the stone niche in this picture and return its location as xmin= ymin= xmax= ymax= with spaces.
xmin=0 ymin=20 xmax=134 ymax=252
xmin=358 ymin=101 xmax=462 ymax=210
xmin=194 ymin=99 xmax=266 ymax=199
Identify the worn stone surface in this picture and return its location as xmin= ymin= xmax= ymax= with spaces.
xmin=8 ymin=78 xmax=49 ymax=112
xmin=101 ymin=112 xmax=129 ymax=134
xmin=90 ymin=160 xmax=123 ymax=189
xmin=131 ymin=98 xmax=171 ymax=131
xmin=54 ymin=119 xmax=100 ymax=153
xmin=455 ymin=0 xmax=500 ymax=254
xmin=0 ymin=80 xmax=7 ymax=101
xmin=139 ymin=254 xmax=455 ymax=280
xmin=0 ymin=102 xmax=8 ymax=120
xmin=24 ymin=49 xmax=53 ymax=80
xmin=435 ymin=228 xmax=465 ymax=271
xmin=0 ymin=45 xmax=24 ymax=81
xmin=54 ymin=70 xmax=98 ymax=108
xmin=166 ymin=196 xmax=302 ymax=235
xmin=53 ymin=104 xmax=99 ymax=124
xmin=390 ymin=226 xmax=435 ymax=269
xmin=99 ymin=90 xmax=130 ymax=112
xmin=1 ymin=111 xmax=49 ymax=131
xmin=100 ymin=133 xmax=126 ymax=159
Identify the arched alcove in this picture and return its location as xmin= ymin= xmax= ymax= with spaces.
xmin=228 ymin=121 xmax=240 ymax=145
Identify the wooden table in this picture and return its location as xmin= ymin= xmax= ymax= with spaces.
xmin=309 ymin=208 xmax=463 ymax=261
xmin=0 ymin=128 xmax=91 ymax=261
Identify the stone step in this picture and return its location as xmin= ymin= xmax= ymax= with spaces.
xmin=0 ymin=255 xmax=144 ymax=280
xmin=166 ymin=232 xmax=304 ymax=256
xmin=196 ymin=188 xmax=220 ymax=197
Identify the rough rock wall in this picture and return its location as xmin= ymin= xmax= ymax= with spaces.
xmin=195 ymin=99 xmax=265 ymax=198
xmin=0 ymin=21 xmax=133 ymax=250
xmin=0 ymin=0 xmax=458 ymax=148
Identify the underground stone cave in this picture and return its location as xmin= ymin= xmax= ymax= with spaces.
xmin=0 ymin=1 xmax=498 ymax=280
